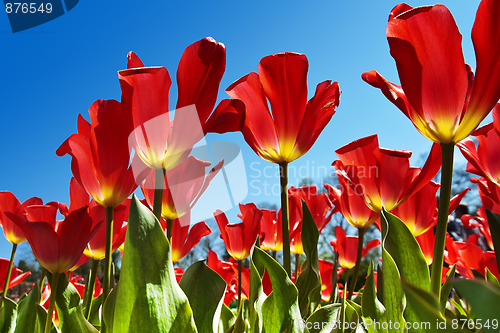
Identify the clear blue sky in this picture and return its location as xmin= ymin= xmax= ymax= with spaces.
xmin=0 ymin=0 xmax=484 ymax=259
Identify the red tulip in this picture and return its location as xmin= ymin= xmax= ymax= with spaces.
xmin=468 ymin=177 xmax=500 ymax=249
xmin=119 ymin=37 xmax=242 ymax=171
xmin=325 ymin=183 xmax=378 ymax=230
xmin=458 ymin=104 xmax=500 ymax=186
xmin=362 ymin=0 xmax=500 ymax=144
xmin=0 ymin=258 xmax=30 ymax=292
xmin=259 ymin=209 xmax=282 ymax=253
xmin=330 ymin=226 xmax=380 ymax=269
xmin=0 ymin=192 xmax=42 ymax=244
xmin=333 ymin=134 xmax=441 ymax=213
xmin=9 ymin=206 xmax=101 ymax=274
xmin=318 ymin=259 xmax=345 ymax=302
xmin=415 ymin=228 xmax=435 ymax=265
xmin=444 ymin=234 xmax=496 ymax=279
xmin=66 ymin=177 xmax=128 ymax=260
xmin=170 ymin=213 xmax=212 ymax=263
xmin=85 ymin=201 xmax=128 ymax=260
xmin=56 ymin=99 xmax=140 ymax=208
xmin=142 ymin=156 xmax=223 ymax=222
xmin=174 ymin=267 xmax=184 ymax=284
xmin=226 ymin=52 xmax=340 ymax=163
xmin=287 ymin=186 xmax=334 ymax=255
xmin=215 ymin=203 xmax=262 ymax=261
xmin=207 ymin=250 xmax=250 ymax=305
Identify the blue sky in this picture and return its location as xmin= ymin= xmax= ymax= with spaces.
xmin=0 ymin=0 xmax=485 ymax=259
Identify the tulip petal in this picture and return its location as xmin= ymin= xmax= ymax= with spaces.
xmin=127 ymin=51 xmax=144 ymax=69
xmin=258 ymin=53 xmax=308 ymax=157
xmin=387 ymin=5 xmax=468 ymax=142
xmin=226 ymin=72 xmax=280 ymax=162
xmin=463 ymin=0 xmax=500 ymax=125
xmin=203 ymin=99 xmax=245 ymax=134
xmin=294 ymin=81 xmax=340 ymax=160
xmin=179 ymin=221 xmax=212 ymax=261
xmin=176 ymin=37 xmax=226 ymax=127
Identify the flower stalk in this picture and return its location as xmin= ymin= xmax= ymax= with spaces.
xmin=430 ymin=142 xmax=454 ymax=297
xmin=347 ymin=228 xmax=365 ymax=300
xmin=279 ymin=162 xmax=291 ymax=276
xmin=44 ymin=273 xmax=59 ymax=333
xmin=83 ymin=259 xmax=99 ymax=319
xmin=1 ymin=243 xmax=17 ymax=304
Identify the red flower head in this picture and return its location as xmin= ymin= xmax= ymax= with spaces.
xmin=444 ymin=234 xmax=498 ymax=279
xmin=392 ymin=181 xmax=469 ymax=238
xmin=331 ymin=226 xmax=380 ymax=269
xmin=333 ymin=135 xmax=441 ymax=213
xmin=67 ymin=177 xmax=128 ymax=261
xmin=287 ymin=186 xmax=334 ymax=255
xmin=0 ymin=192 xmax=42 ymax=244
xmin=415 ymin=228 xmax=435 ymax=265
xmin=119 ymin=37 xmax=242 ymax=171
xmin=56 ymin=99 xmax=141 ymax=208
xmin=215 ymin=203 xmax=262 ymax=261
xmin=325 ymin=183 xmax=378 ymax=230
xmin=9 ymin=206 xmax=101 ymax=274
xmin=226 ymin=52 xmax=341 ymax=163
xmin=0 ymin=258 xmax=30 ymax=292
xmin=170 ymin=212 xmax=212 ymax=263
xmin=458 ymin=104 xmax=500 ymax=186
xmin=258 ymin=209 xmax=282 ymax=253
xmin=142 ymin=156 xmax=223 ymax=223
xmin=318 ymin=259 xmax=345 ymax=302
xmin=362 ymin=0 xmax=500 ymax=144
xmin=207 ymin=250 xmax=250 ymax=305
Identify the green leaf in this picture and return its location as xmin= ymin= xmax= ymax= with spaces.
xmin=248 ymin=248 xmax=266 ymax=333
xmin=440 ymin=265 xmax=456 ymax=312
xmin=0 ymin=297 xmax=17 ymax=333
xmin=381 ymin=209 xmax=431 ymax=329
xmin=15 ymin=284 xmax=56 ymax=333
xmin=402 ymin=281 xmax=464 ymax=333
xmin=362 ymin=262 xmax=388 ymax=333
xmin=486 ymin=209 xmax=500 ymax=275
xmin=218 ymin=304 xmax=235 ymax=333
xmin=305 ymin=304 xmax=341 ymax=333
xmin=453 ymin=279 xmax=500 ymax=333
xmin=104 ymin=195 xmax=197 ymax=332
xmin=52 ymin=273 xmax=97 ymax=333
xmin=379 ymin=211 xmax=405 ymax=333
xmin=485 ymin=267 xmax=499 ymax=285
xmin=253 ymin=247 xmax=303 ymax=333
xmin=295 ymin=199 xmax=321 ymax=318
xmin=180 ymin=261 xmax=226 ymax=333
xmin=344 ymin=301 xmax=362 ymax=332
xmin=380 ymin=210 xmax=430 ymax=290
xmin=86 ymin=293 xmax=102 ymax=328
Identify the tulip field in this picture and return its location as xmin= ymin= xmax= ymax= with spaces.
xmin=1 ymin=0 xmax=500 ymax=332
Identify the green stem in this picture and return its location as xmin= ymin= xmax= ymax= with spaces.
xmin=279 ymin=162 xmax=291 ymax=276
xmin=237 ymin=260 xmax=242 ymax=310
xmin=330 ymin=251 xmax=339 ymax=304
xmin=272 ymin=251 xmax=276 ymax=260
xmin=166 ymin=218 xmax=173 ymax=242
xmin=44 ymin=273 xmax=59 ymax=333
xmin=347 ymin=228 xmax=365 ymax=300
xmin=101 ymin=206 xmax=114 ymax=333
xmin=431 ymin=142 xmax=454 ymax=298
xmin=295 ymin=253 xmax=300 ymax=280
xmin=1 ymin=243 xmax=17 ymax=303
xmin=153 ymin=168 xmax=165 ymax=223
xmin=39 ymin=268 xmax=46 ymax=297
xmin=83 ymin=259 xmax=99 ymax=319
